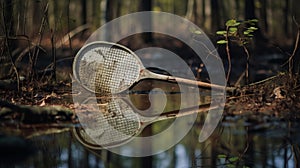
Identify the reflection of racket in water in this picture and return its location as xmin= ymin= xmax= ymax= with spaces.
xmin=73 ymin=41 xmax=232 ymax=94
xmin=73 ymin=98 xmax=218 ymax=149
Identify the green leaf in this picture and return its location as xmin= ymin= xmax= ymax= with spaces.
xmin=233 ymin=22 xmax=241 ymax=26
xmin=226 ymin=19 xmax=237 ymax=27
xmin=218 ymin=154 xmax=227 ymax=158
xmin=243 ymin=31 xmax=250 ymax=35
xmin=217 ymin=40 xmax=228 ymax=44
xmin=246 ymin=29 xmax=254 ymax=33
xmin=229 ymin=27 xmax=238 ymax=33
xmin=248 ymin=26 xmax=258 ymax=30
xmin=229 ymin=156 xmax=239 ymax=162
xmin=244 ymin=30 xmax=254 ymax=36
xmin=248 ymin=19 xmax=258 ymax=25
xmin=250 ymin=19 xmax=258 ymax=22
xmin=227 ymin=164 xmax=236 ymax=168
xmin=216 ymin=31 xmax=227 ymax=35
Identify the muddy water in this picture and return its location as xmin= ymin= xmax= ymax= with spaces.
xmin=1 ymin=79 xmax=299 ymax=167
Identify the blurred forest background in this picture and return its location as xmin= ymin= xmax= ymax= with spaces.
xmin=1 ymin=0 xmax=300 ymax=84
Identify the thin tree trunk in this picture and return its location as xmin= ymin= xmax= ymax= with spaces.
xmin=283 ymin=0 xmax=289 ymax=37
xmin=103 ymin=0 xmax=118 ymax=41
xmin=210 ymin=0 xmax=220 ymax=32
xmin=186 ymin=0 xmax=194 ymax=20
xmin=193 ymin=0 xmax=199 ymax=26
xmin=139 ymin=0 xmax=153 ymax=43
xmin=202 ymin=0 xmax=206 ymax=27
xmin=245 ymin=0 xmax=256 ymax=20
xmin=235 ymin=0 xmax=240 ymax=18
xmin=68 ymin=132 xmax=73 ymax=168
xmin=141 ymin=125 xmax=153 ymax=167
xmin=245 ymin=0 xmax=268 ymax=47
xmin=81 ymin=0 xmax=87 ymax=24
xmin=92 ymin=0 xmax=101 ymax=29
xmin=32 ymin=0 xmax=43 ymax=36
xmin=3 ymin=1 xmax=14 ymax=37
xmin=259 ymin=0 xmax=268 ymax=33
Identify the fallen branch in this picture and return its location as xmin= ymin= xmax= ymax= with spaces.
xmin=0 ymin=100 xmax=75 ymax=124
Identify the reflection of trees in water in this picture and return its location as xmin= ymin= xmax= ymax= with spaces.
xmin=2 ymin=121 xmax=299 ymax=167
xmin=189 ymin=121 xmax=300 ymax=167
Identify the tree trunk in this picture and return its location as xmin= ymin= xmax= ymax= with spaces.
xmin=81 ymin=0 xmax=87 ymax=24
xmin=105 ymin=0 xmax=118 ymax=22
xmin=259 ymin=0 xmax=268 ymax=33
xmin=15 ymin=0 xmax=26 ymax=34
xmin=245 ymin=0 xmax=268 ymax=45
xmin=186 ymin=0 xmax=195 ymax=21
xmin=235 ymin=0 xmax=240 ymax=17
xmin=1 ymin=1 xmax=15 ymax=79
xmin=202 ymin=0 xmax=206 ymax=27
xmin=3 ymin=0 xmax=14 ymax=36
xmin=92 ymin=0 xmax=101 ymax=30
xmin=102 ymin=0 xmax=118 ymax=41
xmin=210 ymin=0 xmax=220 ymax=32
xmin=32 ymin=0 xmax=44 ymax=37
xmin=245 ymin=0 xmax=256 ymax=19
xmin=141 ymin=126 xmax=153 ymax=168
xmin=283 ymin=0 xmax=289 ymax=37
xmin=139 ymin=0 xmax=153 ymax=43
xmin=186 ymin=0 xmax=200 ymax=25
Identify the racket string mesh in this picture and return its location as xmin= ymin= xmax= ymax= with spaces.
xmin=82 ymin=99 xmax=140 ymax=147
xmin=78 ymin=44 xmax=140 ymax=94
xmin=75 ymin=43 xmax=143 ymax=147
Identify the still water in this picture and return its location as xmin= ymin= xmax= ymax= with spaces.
xmin=1 ymin=118 xmax=299 ymax=167
xmin=1 ymin=80 xmax=299 ymax=167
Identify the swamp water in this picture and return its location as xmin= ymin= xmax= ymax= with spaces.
xmin=1 ymin=52 xmax=298 ymax=167
xmin=1 ymin=80 xmax=299 ymax=168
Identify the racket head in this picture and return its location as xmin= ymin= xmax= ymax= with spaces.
xmin=74 ymin=97 xmax=142 ymax=149
xmin=73 ymin=41 xmax=144 ymax=94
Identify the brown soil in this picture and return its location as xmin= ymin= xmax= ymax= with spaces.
xmin=225 ymin=73 xmax=300 ymax=120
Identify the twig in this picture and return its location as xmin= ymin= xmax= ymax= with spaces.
xmin=66 ymin=0 xmax=72 ymax=50
xmin=234 ymin=70 xmax=245 ymax=87
xmin=51 ymin=29 xmax=56 ymax=82
xmin=225 ymin=26 xmax=231 ymax=83
xmin=243 ymin=45 xmax=250 ymax=85
xmin=288 ymin=17 xmax=300 ymax=76
xmin=31 ymin=2 xmax=49 ymax=81
xmin=0 ymin=35 xmax=46 ymax=68
xmin=1 ymin=2 xmax=20 ymax=91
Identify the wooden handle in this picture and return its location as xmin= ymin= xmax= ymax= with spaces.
xmin=155 ymin=103 xmax=222 ymax=122
xmin=140 ymin=69 xmax=235 ymax=92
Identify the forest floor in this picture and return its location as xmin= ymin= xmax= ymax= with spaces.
xmin=1 ymin=72 xmax=300 ymax=133
xmin=225 ymin=73 xmax=300 ymax=122
xmin=0 ymin=38 xmax=300 ymax=137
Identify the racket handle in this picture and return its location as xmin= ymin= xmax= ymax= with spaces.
xmin=156 ymin=104 xmax=212 ymax=121
xmin=141 ymin=69 xmax=235 ymax=92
